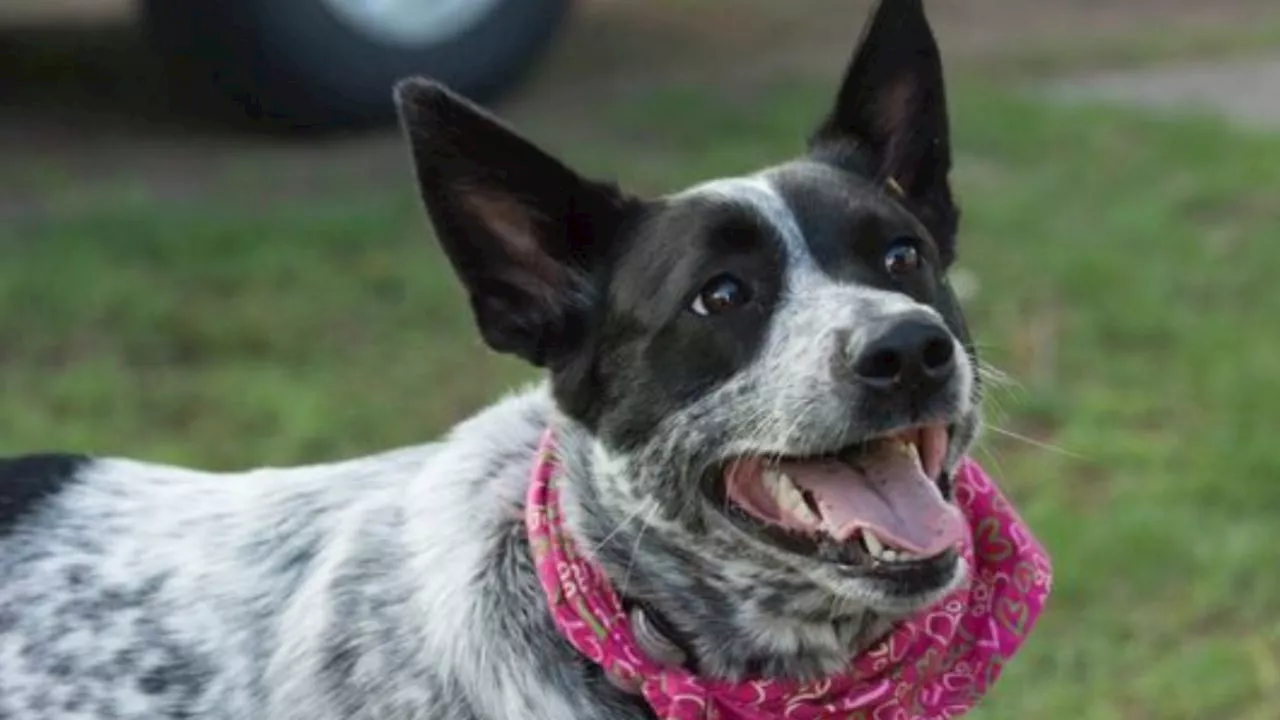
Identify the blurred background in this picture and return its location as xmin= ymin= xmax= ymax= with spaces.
xmin=3 ymin=0 xmax=1280 ymax=716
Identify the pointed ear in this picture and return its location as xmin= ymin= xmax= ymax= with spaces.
xmin=394 ymin=78 xmax=639 ymax=367
xmin=810 ymin=0 xmax=959 ymax=265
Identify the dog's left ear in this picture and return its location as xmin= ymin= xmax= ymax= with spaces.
xmin=811 ymin=0 xmax=959 ymax=265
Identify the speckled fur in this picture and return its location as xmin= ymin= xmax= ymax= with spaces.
xmin=0 ymin=387 xmax=655 ymax=720
xmin=0 ymin=172 xmax=976 ymax=717
xmin=0 ymin=1 xmax=980 ymax=717
xmin=557 ymin=170 xmax=977 ymax=683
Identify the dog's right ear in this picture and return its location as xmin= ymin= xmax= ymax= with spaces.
xmin=394 ymin=79 xmax=639 ymax=367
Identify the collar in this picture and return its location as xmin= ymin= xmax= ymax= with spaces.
xmin=526 ymin=430 xmax=1052 ymax=719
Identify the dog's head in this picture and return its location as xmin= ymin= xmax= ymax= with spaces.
xmin=398 ymin=0 xmax=976 ymax=630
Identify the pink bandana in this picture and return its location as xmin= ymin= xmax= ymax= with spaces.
xmin=526 ymin=430 xmax=1052 ymax=719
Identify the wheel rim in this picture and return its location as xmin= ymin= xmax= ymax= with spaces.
xmin=320 ymin=0 xmax=507 ymax=46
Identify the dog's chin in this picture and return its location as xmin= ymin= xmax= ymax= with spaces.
xmin=703 ymin=420 xmax=970 ymax=613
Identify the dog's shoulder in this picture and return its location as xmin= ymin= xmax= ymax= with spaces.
xmin=0 ymin=451 xmax=94 ymax=538
xmin=0 ymin=384 xmax=642 ymax=720
xmin=0 ymin=441 xmax=453 ymax=720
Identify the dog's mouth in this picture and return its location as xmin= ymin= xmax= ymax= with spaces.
xmin=711 ymin=423 xmax=965 ymax=568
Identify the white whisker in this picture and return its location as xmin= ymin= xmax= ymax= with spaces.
xmin=986 ymin=425 xmax=1086 ymax=460
xmin=590 ymin=497 xmax=657 ymax=554
xmin=618 ymin=501 xmax=661 ymax=598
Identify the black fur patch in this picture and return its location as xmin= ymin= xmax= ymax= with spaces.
xmin=0 ymin=454 xmax=90 ymax=537
xmin=578 ymin=197 xmax=788 ymax=451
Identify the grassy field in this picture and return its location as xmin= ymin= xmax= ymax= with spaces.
xmin=4 ymin=65 xmax=1280 ymax=717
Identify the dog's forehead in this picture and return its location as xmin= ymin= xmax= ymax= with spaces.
xmin=764 ymin=162 xmax=929 ymax=274
xmin=672 ymin=174 xmax=804 ymax=247
xmin=761 ymin=160 xmax=894 ymax=226
xmin=649 ymin=162 xmax=919 ymax=274
xmin=608 ymin=179 xmax=779 ymax=309
xmin=606 ymin=161 xmax=932 ymax=321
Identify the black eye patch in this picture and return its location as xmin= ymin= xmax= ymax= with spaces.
xmin=563 ymin=196 xmax=789 ymax=449
xmin=765 ymin=162 xmax=940 ymax=288
xmin=608 ymin=200 xmax=784 ymax=327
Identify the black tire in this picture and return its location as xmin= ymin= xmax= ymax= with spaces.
xmin=142 ymin=0 xmax=571 ymax=130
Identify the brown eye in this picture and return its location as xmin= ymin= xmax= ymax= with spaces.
xmin=691 ymin=274 xmax=751 ymax=316
xmin=884 ymin=238 xmax=922 ymax=276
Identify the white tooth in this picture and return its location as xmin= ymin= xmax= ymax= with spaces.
xmin=862 ymin=530 xmax=885 ymax=557
xmin=776 ymin=482 xmax=800 ymax=512
xmin=763 ymin=469 xmax=785 ymax=502
xmin=772 ymin=472 xmax=819 ymax=525
xmin=861 ymin=528 xmax=919 ymax=563
xmin=903 ymin=439 xmax=923 ymax=466
xmin=793 ymin=501 xmax=820 ymax=526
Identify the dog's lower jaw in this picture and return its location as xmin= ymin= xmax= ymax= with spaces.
xmin=551 ymin=424 xmax=924 ymax=683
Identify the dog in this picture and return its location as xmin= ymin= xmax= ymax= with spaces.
xmin=0 ymin=1 xmax=995 ymax=718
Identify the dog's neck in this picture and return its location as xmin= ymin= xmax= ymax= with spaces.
xmin=547 ymin=420 xmax=898 ymax=682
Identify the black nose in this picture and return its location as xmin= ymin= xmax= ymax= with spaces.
xmin=853 ymin=317 xmax=956 ymax=391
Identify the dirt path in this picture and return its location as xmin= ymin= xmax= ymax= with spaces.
xmin=3 ymin=0 xmax=1279 ymax=214
xmin=1051 ymin=54 xmax=1280 ymax=130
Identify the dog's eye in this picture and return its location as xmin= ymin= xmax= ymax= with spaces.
xmin=884 ymin=238 xmax=922 ymax=276
xmin=691 ymin=274 xmax=751 ymax=316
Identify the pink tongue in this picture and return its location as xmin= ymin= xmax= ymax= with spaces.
xmin=782 ymin=445 xmax=966 ymax=557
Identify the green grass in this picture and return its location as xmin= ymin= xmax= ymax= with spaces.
xmin=4 ymin=70 xmax=1280 ymax=717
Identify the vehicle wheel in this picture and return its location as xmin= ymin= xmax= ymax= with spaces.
xmin=142 ymin=0 xmax=571 ymax=129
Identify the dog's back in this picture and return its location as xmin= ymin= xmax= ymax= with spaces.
xmin=0 ymin=443 xmax=428 ymax=718
xmin=0 ymin=387 xmax=608 ymax=720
